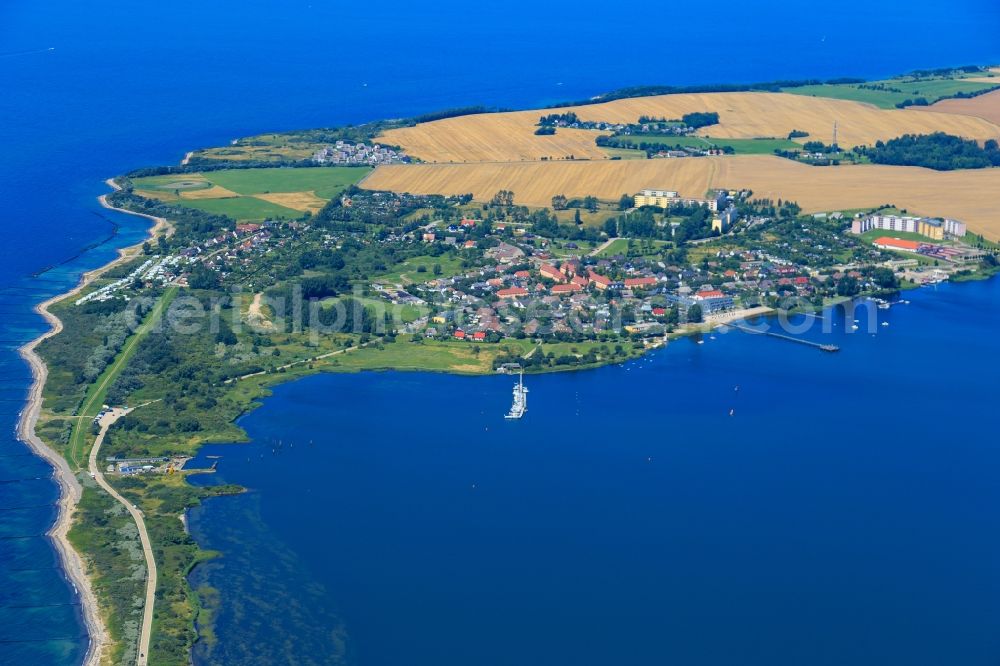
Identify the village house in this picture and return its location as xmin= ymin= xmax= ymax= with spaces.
xmin=488 ymin=242 xmax=525 ymax=264
xmin=624 ymin=276 xmax=657 ymax=290
xmin=497 ymin=286 xmax=529 ymax=300
xmin=551 ymin=283 xmax=583 ymax=295
xmin=588 ymin=271 xmax=612 ymax=290
xmin=539 ymin=263 xmax=565 ymax=282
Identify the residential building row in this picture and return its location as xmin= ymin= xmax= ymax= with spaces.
xmin=851 ymin=214 xmax=966 ymax=240
xmin=634 ymin=188 xmax=729 ymax=212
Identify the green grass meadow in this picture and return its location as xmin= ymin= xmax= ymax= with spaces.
xmin=132 ymin=167 xmax=371 ymax=221
xmin=613 ymin=135 xmax=802 ymax=153
xmin=206 ymin=167 xmax=370 ymax=198
xmin=783 ymin=77 xmax=998 ymax=109
xmin=177 ymin=197 xmax=301 ymax=220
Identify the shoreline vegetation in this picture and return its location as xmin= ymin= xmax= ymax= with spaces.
xmin=20 ymin=64 xmax=1000 ymax=664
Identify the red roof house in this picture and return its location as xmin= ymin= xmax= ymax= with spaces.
xmin=624 ymin=277 xmax=657 ymax=289
xmin=539 ymin=263 xmax=565 ymax=281
xmin=873 ymin=237 xmax=921 ymax=252
xmin=551 ymin=283 xmax=583 ymax=295
xmin=497 ymin=287 xmax=529 ymax=299
xmin=588 ymin=271 xmax=612 ymax=290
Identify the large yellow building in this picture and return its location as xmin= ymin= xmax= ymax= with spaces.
xmin=634 ymin=189 xmax=679 ymax=208
xmin=634 ymin=188 xmax=727 ymax=211
xmin=917 ymin=218 xmax=945 ymax=240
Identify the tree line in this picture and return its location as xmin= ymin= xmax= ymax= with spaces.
xmin=859 ymin=132 xmax=1000 ymax=170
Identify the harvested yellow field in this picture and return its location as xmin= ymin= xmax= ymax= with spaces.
xmin=364 ymin=157 xmax=1000 ymax=240
xmin=382 ymin=115 xmax=609 ymax=162
xmin=925 ymin=88 xmax=1000 ymax=126
xmin=379 ymin=92 xmax=1000 ymax=163
xmin=367 ymin=160 xmax=721 ymax=201
xmin=568 ymin=93 xmax=1000 ymax=146
xmin=251 ymin=191 xmax=326 ymax=212
xmin=179 ymin=185 xmax=241 ymax=200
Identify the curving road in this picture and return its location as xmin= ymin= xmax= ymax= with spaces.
xmin=88 ymin=407 xmax=157 ymax=666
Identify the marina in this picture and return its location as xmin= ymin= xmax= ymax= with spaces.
xmin=504 ymin=366 xmax=528 ymax=419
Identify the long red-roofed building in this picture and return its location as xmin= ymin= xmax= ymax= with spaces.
xmin=539 ymin=263 xmax=565 ymax=282
xmin=497 ymin=286 xmax=529 ymax=299
xmin=551 ymin=283 xmax=583 ymax=294
xmin=588 ymin=271 xmax=612 ymax=290
xmin=624 ymin=277 xmax=657 ymax=289
xmin=873 ymin=237 xmax=922 ymax=252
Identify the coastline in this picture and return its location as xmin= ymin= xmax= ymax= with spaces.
xmin=15 ymin=179 xmax=168 ymax=665
xmin=28 ymin=169 xmax=997 ymax=664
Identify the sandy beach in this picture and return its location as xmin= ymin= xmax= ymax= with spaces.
xmin=15 ymin=179 xmax=168 ymax=665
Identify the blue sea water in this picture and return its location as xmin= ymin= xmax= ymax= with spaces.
xmin=1 ymin=1 xmax=999 ymax=663
xmin=186 ymin=283 xmax=1000 ymax=666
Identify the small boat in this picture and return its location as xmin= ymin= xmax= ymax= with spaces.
xmin=729 ymin=409 xmax=735 ymax=416
xmin=881 ymin=321 xmax=889 ymax=327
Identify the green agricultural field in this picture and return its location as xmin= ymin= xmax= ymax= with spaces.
xmin=130 ymin=174 xmax=213 ymax=192
xmin=333 ymin=339 xmax=494 ymax=373
xmin=595 ymin=238 xmax=631 ymax=257
xmin=547 ymin=239 xmax=600 ymax=258
xmin=551 ymin=207 xmax=620 ymax=228
xmin=190 ymin=133 xmax=319 ymax=162
xmin=614 ymin=135 xmax=802 ymax=154
xmin=323 ymin=296 xmax=428 ymax=324
xmin=131 ymin=167 xmax=371 ymax=221
xmin=784 ymin=76 xmax=999 ymax=109
xmin=178 ymin=197 xmax=302 ymax=221
xmin=600 ymin=146 xmax=647 ymax=160
xmin=206 ymin=167 xmax=370 ymax=198
xmin=372 ymin=254 xmax=467 ymax=285
xmin=595 ymin=237 xmax=673 ymax=258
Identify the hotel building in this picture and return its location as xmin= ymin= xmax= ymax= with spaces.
xmin=851 ymin=214 xmax=966 ymax=239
